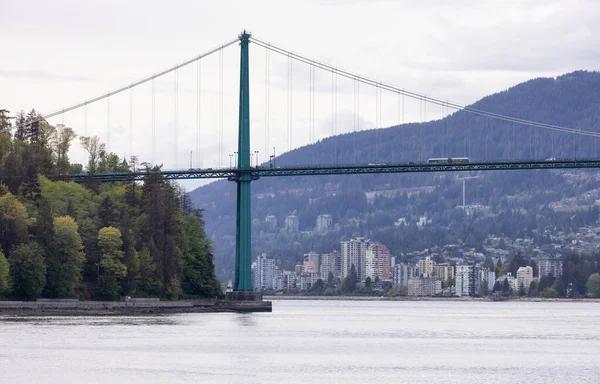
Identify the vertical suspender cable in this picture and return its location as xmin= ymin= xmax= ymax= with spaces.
xmin=331 ymin=68 xmax=334 ymax=164
xmin=287 ymin=53 xmax=290 ymax=152
xmin=375 ymin=84 xmax=379 ymax=163
xmin=174 ymin=67 xmax=179 ymax=168
xmin=152 ymin=78 xmax=156 ymax=165
xmin=129 ymin=87 xmax=133 ymax=161
xmin=107 ymin=96 xmax=110 ymax=153
xmin=219 ymin=48 xmax=224 ymax=168
xmin=356 ymin=76 xmax=360 ymax=164
xmin=485 ymin=116 xmax=489 ymax=160
xmin=463 ymin=110 xmax=467 ymax=158
xmin=265 ymin=44 xmax=270 ymax=164
xmin=84 ymin=103 xmax=87 ymax=136
xmin=419 ymin=97 xmax=422 ymax=163
xmin=334 ymin=69 xmax=338 ymax=164
xmin=197 ymin=59 xmax=201 ymax=168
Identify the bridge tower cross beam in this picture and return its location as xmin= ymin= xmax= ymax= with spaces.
xmin=233 ymin=30 xmax=254 ymax=291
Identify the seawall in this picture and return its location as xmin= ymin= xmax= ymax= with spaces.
xmin=0 ymin=298 xmax=272 ymax=316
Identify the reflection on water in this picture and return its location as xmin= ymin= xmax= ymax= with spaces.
xmin=0 ymin=316 xmax=180 ymax=327
xmin=1 ymin=300 xmax=600 ymax=384
xmin=234 ymin=313 xmax=257 ymax=327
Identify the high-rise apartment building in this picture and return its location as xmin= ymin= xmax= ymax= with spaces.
xmin=407 ymin=277 xmax=442 ymax=296
xmin=264 ymin=215 xmax=278 ymax=231
xmin=341 ymin=237 xmax=370 ymax=282
xmin=432 ymin=263 xmax=455 ymax=281
xmin=538 ymin=258 xmax=562 ymax=278
xmin=417 ymin=256 xmax=435 ymax=277
xmin=365 ymin=242 xmax=391 ymax=281
xmin=393 ymin=263 xmax=414 ymax=287
xmin=455 ymin=265 xmax=477 ymax=297
xmin=516 ymin=266 xmax=533 ymax=291
xmin=285 ymin=215 xmax=299 ymax=232
xmin=251 ymin=253 xmax=276 ymax=291
xmin=304 ymin=251 xmax=320 ymax=271
xmin=320 ymin=251 xmax=341 ymax=280
xmin=316 ymin=214 xmax=333 ymax=232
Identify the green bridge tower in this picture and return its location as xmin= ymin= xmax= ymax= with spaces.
xmin=233 ymin=31 xmax=254 ymax=292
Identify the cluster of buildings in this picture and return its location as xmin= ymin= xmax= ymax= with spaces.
xmin=264 ymin=213 xmax=333 ymax=233
xmin=251 ymin=237 xmax=391 ymax=291
xmin=250 ymin=236 xmax=565 ymax=297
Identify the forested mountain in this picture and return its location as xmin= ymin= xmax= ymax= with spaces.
xmin=190 ymin=71 xmax=600 ymax=279
xmin=0 ymin=110 xmax=221 ymax=300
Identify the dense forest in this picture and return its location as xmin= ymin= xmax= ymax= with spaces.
xmin=0 ymin=109 xmax=221 ymax=300
xmin=190 ymin=71 xmax=600 ymax=279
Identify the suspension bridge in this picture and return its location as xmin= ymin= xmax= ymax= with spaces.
xmin=18 ymin=31 xmax=600 ymax=294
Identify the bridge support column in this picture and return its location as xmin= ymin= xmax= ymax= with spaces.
xmin=233 ymin=30 xmax=254 ymax=292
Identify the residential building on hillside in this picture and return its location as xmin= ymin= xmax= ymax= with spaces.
xmin=538 ymin=258 xmax=563 ymax=278
xmin=251 ymin=253 xmax=276 ymax=291
xmin=285 ymin=215 xmax=299 ymax=232
xmin=432 ymin=263 xmax=455 ymax=281
xmin=264 ymin=215 xmax=277 ymax=231
xmin=516 ymin=266 xmax=533 ymax=291
xmin=341 ymin=237 xmax=370 ymax=282
xmin=316 ymin=214 xmax=333 ymax=232
xmin=365 ymin=242 xmax=391 ymax=281
xmin=417 ymin=256 xmax=435 ymax=277
xmin=408 ymin=277 xmax=442 ymax=296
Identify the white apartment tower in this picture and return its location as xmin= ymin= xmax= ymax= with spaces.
xmin=341 ymin=237 xmax=370 ymax=282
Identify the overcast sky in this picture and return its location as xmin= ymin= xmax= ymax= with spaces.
xmin=2 ymin=0 xmax=599 ymax=190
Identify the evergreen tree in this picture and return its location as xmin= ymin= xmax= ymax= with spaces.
xmin=341 ymin=264 xmax=358 ymax=294
xmin=9 ymin=242 xmax=46 ymax=300
xmin=45 ymin=216 xmax=84 ymax=298
xmin=0 ymin=248 xmax=10 ymax=297
xmin=97 ymin=227 xmax=127 ymax=299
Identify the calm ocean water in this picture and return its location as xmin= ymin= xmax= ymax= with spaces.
xmin=1 ymin=300 xmax=599 ymax=383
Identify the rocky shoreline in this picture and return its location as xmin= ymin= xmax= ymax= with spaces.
xmin=0 ymin=299 xmax=272 ymax=316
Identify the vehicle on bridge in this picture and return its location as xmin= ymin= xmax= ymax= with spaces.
xmin=427 ymin=157 xmax=470 ymax=165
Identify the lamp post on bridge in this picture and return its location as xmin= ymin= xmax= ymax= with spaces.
xmin=254 ymin=150 xmax=259 ymax=167
xmin=229 ymin=154 xmax=233 ymax=168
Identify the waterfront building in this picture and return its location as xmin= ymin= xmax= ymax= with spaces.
xmin=393 ymin=263 xmax=414 ymax=287
xmin=341 ymin=237 xmax=370 ymax=282
xmin=320 ymin=251 xmax=341 ymax=280
xmin=516 ymin=266 xmax=533 ymax=291
xmin=264 ymin=215 xmax=278 ymax=231
xmin=298 ymin=272 xmax=320 ymax=290
xmin=252 ymin=253 xmax=276 ymax=291
xmin=285 ymin=215 xmax=300 ymax=232
xmin=479 ymin=268 xmax=496 ymax=292
xmin=365 ymin=242 xmax=391 ymax=281
xmin=304 ymin=251 xmax=320 ymax=271
xmin=456 ymin=265 xmax=478 ymax=297
xmin=407 ymin=277 xmax=442 ymax=296
xmin=496 ymin=273 xmax=518 ymax=292
xmin=538 ymin=258 xmax=563 ymax=278
xmin=316 ymin=214 xmax=333 ymax=232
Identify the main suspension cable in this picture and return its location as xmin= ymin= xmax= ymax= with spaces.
xmin=251 ymin=36 xmax=600 ymax=138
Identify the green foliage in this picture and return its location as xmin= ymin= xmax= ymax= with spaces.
xmin=0 ymin=248 xmax=11 ymax=297
xmin=341 ymin=265 xmax=358 ymax=295
xmin=45 ymin=216 xmax=85 ymax=298
xmin=0 ymin=192 xmax=30 ymax=256
xmin=181 ymin=215 xmax=221 ymax=298
xmin=540 ymin=287 xmax=558 ymax=298
xmin=97 ymin=226 xmax=127 ymax=299
xmin=310 ymin=278 xmax=324 ymax=295
xmin=9 ymin=242 xmax=46 ymax=300
xmin=586 ymin=273 xmax=600 ymax=298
